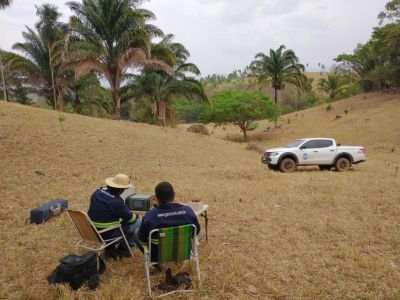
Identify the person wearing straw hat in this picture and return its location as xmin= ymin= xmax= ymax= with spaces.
xmin=88 ymin=174 xmax=142 ymax=258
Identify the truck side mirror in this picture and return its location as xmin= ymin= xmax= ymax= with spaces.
xmin=300 ymin=145 xmax=306 ymax=150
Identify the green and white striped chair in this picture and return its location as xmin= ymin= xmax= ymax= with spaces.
xmin=143 ymin=224 xmax=200 ymax=298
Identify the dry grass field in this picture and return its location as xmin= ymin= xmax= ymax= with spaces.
xmin=1 ymin=92 xmax=400 ymax=299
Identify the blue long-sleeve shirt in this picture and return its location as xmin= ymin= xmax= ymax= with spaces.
xmin=138 ymin=203 xmax=200 ymax=261
xmin=88 ymin=188 xmax=137 ymax=228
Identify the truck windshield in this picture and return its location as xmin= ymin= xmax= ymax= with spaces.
xmin=285 ymin=140 xmax=305 ymax=148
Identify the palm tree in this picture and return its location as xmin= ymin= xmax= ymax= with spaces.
xmin=66 ymin=0 xmax=171 ymax=119
xmin=5 ymin=7 xmax=70 ymax=109
xmin=123 ymin=34 xmax=207 ymax=126
xmin=0 ymin=51 xmax=31 ymax=104
xmin=0 ymin=0 xmax=12 ymax=9
xmin=250 ymin=45 xmax=307 ymax=127
xmin=318 ymin=68 xmax=348 ymax=101
xmin=0 ymin=50 xmax=7 ymax=101
xmin=65 ymin=74 xmax=114 ymax=118
xmin=35 ymin=4 xmax=67 ymax=110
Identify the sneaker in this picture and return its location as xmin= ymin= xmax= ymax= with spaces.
xmin=105 ymin=246 xmax=119 ymax=260
xmin=116 ymin=248 xmax=132 ymax=258
xmin=149 ymin=263 xmax=164 ymax=275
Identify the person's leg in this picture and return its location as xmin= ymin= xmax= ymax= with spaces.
xmin=133 ymin=228 xmax=144 ymax=253
xmin=100 ymin=229 xmax=120 ymax=259
xmin=121 ymin=217 xmax=143 ymax=248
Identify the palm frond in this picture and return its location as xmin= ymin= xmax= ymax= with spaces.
xmin=74 ymin=59 xmax=108 ymax=79
xmin=0 ymin=0 xmax=12 ymax=9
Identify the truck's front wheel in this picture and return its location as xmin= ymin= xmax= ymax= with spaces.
xmin=334 ymin=157 xmax=351 ymax=172
xmin=279 ymin=158 xmax=297 ymax=173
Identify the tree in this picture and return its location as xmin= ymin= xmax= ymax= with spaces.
xmin=0 ymin=0 xmax=12 ymax=9
xmin=0 ymin=51 xmax=7 ymax=101
xmin=35 ymin=4 xmax=67 ymax=110
xmin=335 ymin=21 xmax=400 ymax=91
xmin=334 ymin=0 xmax=400 ymax=91
xmin=0 ymin=59 xmax=30 ymax=104
xmin=4 ymin=5 xmax=69 ymax=109
xmin=63 ymin=73 xmax=113 ymax=117
xmin=205 ymin=91 xmax=278 ymax=141
xmin=318 ymin=68 xmax=349 ymax=101
xmin=123 ymin=34 xmax=207 ymax=125
xmin=66 ymin=0 xmax=171 ymax=119
xmin=335 ymin=43 xmax=376 ymax=91
xmin=173 ymin=97 xmax=208 ymax=123
xmin=379 ymin=0 xmax=400 ymax=24
xmin=250 ymin=45 xmax=308 ymax=127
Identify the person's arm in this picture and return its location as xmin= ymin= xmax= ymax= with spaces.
xmin=138 ymin=217 xmax=150 ymax=244
xmin=111 ymin=198 xmax=137 ymax=224
xmin=186 ymin=207 xmax=201 ymax=235
xmin=193 ymin=214 xmax=201 ymax=235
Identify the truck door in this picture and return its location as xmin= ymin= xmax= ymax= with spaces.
xmin=298 ymin=140 xmax=318 ymax=164
xmin=314 ymin=139 xmax=336 ymax=164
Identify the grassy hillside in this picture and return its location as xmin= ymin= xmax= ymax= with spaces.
xmin=1 ymin=93 xmax=400 ymax=299
xmin=196 ymin=92 xmax=399 ymax=151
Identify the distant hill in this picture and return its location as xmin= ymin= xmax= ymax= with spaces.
xmin=203 ymin=72 xmax=326 ymax=93
xmin=202 ymin=72 xmax=327 ymax=111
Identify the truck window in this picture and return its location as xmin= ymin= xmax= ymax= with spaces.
xmin=301 ymin=140 xmax=318 ymax=149
xmin=316 ymin=140 xmax=334 ymax=148
xmin=285 ymin=140 xmax=305 ymax=148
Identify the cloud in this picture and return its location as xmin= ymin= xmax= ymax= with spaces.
xmin=0 ymin=0 xmax=70 ymax=50
xmin=0 ymin=0 xmax=386 ymax=76
xmin=144 ymin=0 xmax=384 ymax=75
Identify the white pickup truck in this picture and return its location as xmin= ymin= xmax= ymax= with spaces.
xmin=261 ymin=138 xmax=366 ymax=172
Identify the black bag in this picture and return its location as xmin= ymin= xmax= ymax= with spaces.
xmin=48 ymin=251 xmax=106 ymax=290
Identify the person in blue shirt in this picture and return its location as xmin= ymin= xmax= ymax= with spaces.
xmin=88 ymin=174 xmax=142 ymax=258
xmin=137 ymin=181 xmax=200 ymax=263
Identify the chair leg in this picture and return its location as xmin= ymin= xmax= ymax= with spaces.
xmin=144 ymin=258 xmax=152 ymax=297
xmin=119 ymin=227 xmax=134 ymax=260
xmin=192 ymin=237 xmax=201 ymax=283
xmin=195 ymin=255 xmax=201 ymax=283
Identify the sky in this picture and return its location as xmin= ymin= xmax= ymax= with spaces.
xmin=0 ymin=0 xmax=385 ymax=76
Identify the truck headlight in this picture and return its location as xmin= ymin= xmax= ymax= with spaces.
xmin=270 ymin=152 xmax=280 ymax=157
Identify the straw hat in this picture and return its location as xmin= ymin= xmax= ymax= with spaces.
xmin=105 ymin=174 xmax=134 ymax=189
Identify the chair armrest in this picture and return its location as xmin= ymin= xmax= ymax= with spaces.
xmin=98 ymin=224 xmax=121 ymax=233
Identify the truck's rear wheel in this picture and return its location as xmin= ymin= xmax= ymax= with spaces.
xmin=334 ymin=157 xmax=351 ymax=172
xmin=279 ymin=158 xmax=297 ymax=173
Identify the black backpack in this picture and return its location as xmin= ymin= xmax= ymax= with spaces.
xmin=48 ymin=251 xmax=106 ymax=290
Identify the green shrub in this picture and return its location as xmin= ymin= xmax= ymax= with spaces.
xmin=248 ymin=122 xmax=259 ymax=131
xmin=58 ymin=114 xmax=66 ymax=123
xmin=187 ymin=124 xmax=209 ymax=135
xmin=305 ymin=91 xmax=319 ymax=107
xmin=173 ymin=98 xmax=208 ymax=123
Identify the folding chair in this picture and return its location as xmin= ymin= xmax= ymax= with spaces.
xmin=66 ymin=210 xmax=133 ymax=260
xmin=143 ymin=224 xmax=201 ymax=298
